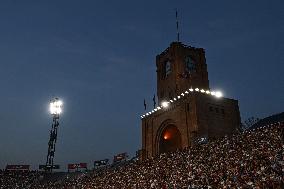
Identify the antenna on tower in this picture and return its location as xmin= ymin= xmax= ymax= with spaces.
xmin=175 ymin=9 xmax=180 ymax=42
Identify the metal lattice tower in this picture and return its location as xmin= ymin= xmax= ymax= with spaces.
xmin=45 ymin=98 xmax=62 ymax=172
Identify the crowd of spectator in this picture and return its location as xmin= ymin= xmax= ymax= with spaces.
xmin=1 ymin=123 xmax=283 ymax=189
xmin=0 ymin=170 xmax=42 ymax=188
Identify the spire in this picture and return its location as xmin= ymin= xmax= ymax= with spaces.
xmin=175 ymin=9 xmax=180 ymax=42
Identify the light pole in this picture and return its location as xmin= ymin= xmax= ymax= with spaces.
xmin=45 ymin=97 xmax=63 ymax=172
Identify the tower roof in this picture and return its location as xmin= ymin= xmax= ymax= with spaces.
xmin=157 ymin=42 xmax=204 ymax=58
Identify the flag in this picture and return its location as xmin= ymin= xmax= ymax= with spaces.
xmin=153 ymin=94 xmax=156 ymax=108
xmin=144 ymin=99 xmax=146 ymax=110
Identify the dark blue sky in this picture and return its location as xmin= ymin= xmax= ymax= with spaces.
xmin=0 ymin=0 xmax=283 ymax=170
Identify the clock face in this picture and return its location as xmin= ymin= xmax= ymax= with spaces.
xmin=185 ymin=56 xmax=196 ymax=74
xmin=165 ymin=60 xmax=171 ymax=77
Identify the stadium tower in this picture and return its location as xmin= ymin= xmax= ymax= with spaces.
xmin=140 ymin=41 xmax=241 ymax=159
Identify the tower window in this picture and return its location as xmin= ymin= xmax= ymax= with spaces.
xmin=165 ymin=60 xmax=171 ymax=77
xmin=184 ymin=56 xmax=196 ymax=74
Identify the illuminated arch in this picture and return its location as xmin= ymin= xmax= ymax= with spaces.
xmin=156 ymin=120 xmax=182 ymax=154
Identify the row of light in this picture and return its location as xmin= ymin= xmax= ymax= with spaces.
xmin=140 ymin=88 xmax=223 ymax=119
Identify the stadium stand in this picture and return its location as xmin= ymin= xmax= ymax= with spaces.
xmin=249 ymin=112 xmax=284 ymax=130
xmin=0 ymin=122 xmax=283 ymax=188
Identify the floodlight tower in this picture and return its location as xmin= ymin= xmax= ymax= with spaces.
xmin=45 ymin=97 xmax=63 ymax=172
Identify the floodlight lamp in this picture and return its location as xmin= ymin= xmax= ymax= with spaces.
xmin=49 ymin=98 xmax=63 ymax=115
xmin=206 ymin=90 xmax=210 ymax=94
xmin=161 ymin=101 xmax=169 ymax=108
xmin=189 ymin=88 xmax=194 ymax=92
xmin=215 ymin=91 xmax=223 ymax=98
xmin=195 ymin=88 xmax=199 ymax=92
xmin=56 ymin=100 xmax=63 ymax=106
xmin=200 ymin=89 xmax=205 ymax=93
xmin=211 ymin=91 xmax=216 ymax=96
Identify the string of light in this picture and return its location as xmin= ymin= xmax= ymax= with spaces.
xmin=141 ymin=88 xmax=223 ymax=119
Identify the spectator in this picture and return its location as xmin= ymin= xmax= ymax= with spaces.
xmin=1 ymin=122 xmax=283 ymax=189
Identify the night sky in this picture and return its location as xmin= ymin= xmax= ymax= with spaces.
xmin=0 ymin=0 xmax=283 ymax=170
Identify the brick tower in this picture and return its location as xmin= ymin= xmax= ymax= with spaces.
xmin=140 ymin=42 xmax=241 ymax=159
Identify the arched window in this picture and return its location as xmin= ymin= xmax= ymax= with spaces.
xmin=185 ymin=56 xmax=196 ymax=74
xmin=165 ymin=60 xmax=171 ymax=77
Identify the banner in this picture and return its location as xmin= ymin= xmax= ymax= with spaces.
xmin=113 ymin=152 xmax=127 ymax=163
xmin=5 ymin=165 xmax=30 ymax=171
xmin=39 ymin=165 xmax=60 ymax=170
xmin=94 ymin=159 xmax=109 ymax=167
xmin=68 ymin=163 xmax=87 ymax=170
